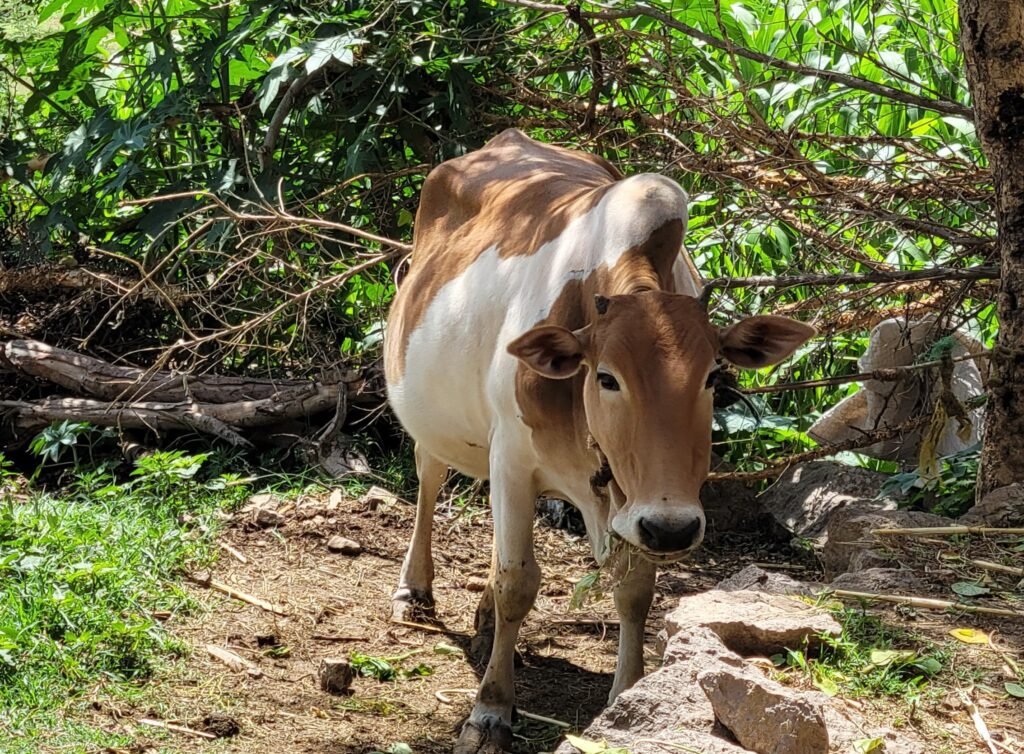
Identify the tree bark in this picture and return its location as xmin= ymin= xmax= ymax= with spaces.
xmin=960 ymin=3 xmax=1024 ymax=499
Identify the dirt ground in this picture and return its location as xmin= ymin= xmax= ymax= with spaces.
xmin=80 ymin=488 xmax=1024 ymax=754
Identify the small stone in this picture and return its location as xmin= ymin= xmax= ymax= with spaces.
xmin=360 ymin=485 xmax=400 ymax=510
xmin=466 ymin=576 xmax=489 ymax=592
xmin=717 ymin=565 xmax=818 ymax=596
xmin=699 ymin=668 xmax=829 ymax=754
xmin=328 ymin=489 xmax=344 ymax=508
xmin=190 ymin=570 xmax=211 ymax=586
xmin=327 ymin=536 xmax=362 ymax=556
xmin=318 ymin=657 xmax=354 ymax=694
xmin=254 ymin=507 xmax=284 ymax=528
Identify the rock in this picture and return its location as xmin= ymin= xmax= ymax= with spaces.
xmin=328 ymin=488 xmax=344 ymax=508
xmin=699 ymin=667 xmax=829 ymax=754
xmin=717 ymin=565 xmax=819 ymax=596
xmin=247 ymin=492 xmax=281 ymax=508
xmin=563 ymin=591 xmax=926 ymax=754
xmin=759 ymin=461 xmax=892 ymax=542
xmin=326 ymin=536 xmax=362 ymax=556
xmin=317 ymin=658 xmax=354 ymax=694
xmin=254 ymin=507 xmax=285 ymax=528
xmin=828 ymin=567 xmax=927 ymax=594
xmin=960 ymin=484 xmax=1024 ymax=527
xmin=555 ymin=628 xmax=749 ymax=754
xmin=822 ymin=505 xmax=947 ymax=579
xmin=465 ymin=576 xmax=489 ymax=592
xmin=360 ymin=485 xmax=400 ymax=510
xmin=665 ymin=590 xmax=841 ymax=656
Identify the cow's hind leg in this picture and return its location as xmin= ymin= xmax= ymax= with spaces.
xmin=456 ymin=457 xmax=539 ymax=754
xmin=392 ymin=444 xmax=447 ymax=621
xmin=608 ymin=553 xmax=656 ymax=702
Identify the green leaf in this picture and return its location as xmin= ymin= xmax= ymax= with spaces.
xmin=564 ymin=734 xmax=608 ymax=754
xmin=570 ymin=570 xmax=601 ymax=610
xmin=951 ymin=582 xmax=990 ymax=597
xmin=1006 ymin=682 xmax=1024 ymax=699
xmin=852 ymin=738 xmax=885 ymax=754
xmin=869 ymin=649 xmax=916 ymax=667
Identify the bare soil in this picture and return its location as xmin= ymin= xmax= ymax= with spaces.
xmin=79 ymin=489 xmax=1024 ymax=754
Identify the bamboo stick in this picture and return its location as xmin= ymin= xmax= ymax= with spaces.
xmin=137 ymin=718 xmax=216 ymax=740
xmin=872 ymin=526 xmax=1024 ymax=537
xmin=831 ymin=590 xmax=1023 ymax=618
xmin=208 ymin=579 xmax=288 ymax=616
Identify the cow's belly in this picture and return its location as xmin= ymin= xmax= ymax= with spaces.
xmin=387 ymin=320 xmax=497 ymax=480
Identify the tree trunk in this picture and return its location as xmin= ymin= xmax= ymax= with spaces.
xmin=960 ymin=3 xmax=1024 ymax=500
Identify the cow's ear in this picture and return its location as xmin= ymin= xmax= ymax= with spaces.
xmin=720 ymin=316 xmax=816 ymax=369
xmin=508 ymin=325 xmax=585 ymax=379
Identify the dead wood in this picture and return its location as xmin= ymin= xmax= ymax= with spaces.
xmin=2 ymin=339 xmax=358 ymax=404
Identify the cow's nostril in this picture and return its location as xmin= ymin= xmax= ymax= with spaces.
xmin=637 ymin=515 xmax=703 ymax=552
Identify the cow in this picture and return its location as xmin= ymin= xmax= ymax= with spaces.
xmin=383 ymin=128 xmax=815 ymax=753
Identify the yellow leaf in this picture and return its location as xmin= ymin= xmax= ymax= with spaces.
xmin=950 ymin=628 xmax=989 ymax=645
xmin=564 ymin=734 xmax=608 ymax=754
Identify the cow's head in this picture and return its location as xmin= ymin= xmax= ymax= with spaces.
xmin=508 ymin=291 xmax=814 ymax=562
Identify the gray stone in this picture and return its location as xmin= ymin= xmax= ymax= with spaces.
xmin=254 ymin=507 xmax=285 ymax=528
xmin=717 ymin=565 xmax=819 ymax=596
xmin=822 ymin=505 xmax=947 ymax=579
xmin=555 ymin=627 xmax=748 ymax=754
xmin=759 ymin=461 xmax=893 ymax=542
xmin=326 ymin=536 xmax=362 ymax=556
xmin=317 ymin=657 xmax=353 ymax=694
xmin=960 ymin=484 xmax=1024 ymax=527
xmin=699 ymin=667 xmax=829 ymax=754
xmin=665 ymin=590 xmax=841 ymax=656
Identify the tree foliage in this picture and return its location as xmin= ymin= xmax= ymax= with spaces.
xmin=0 ymin=0 xmax=996 ymax=472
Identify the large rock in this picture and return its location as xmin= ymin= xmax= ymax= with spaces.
xmin=560 ymin=590 xmax=924 ymax=754
xmin=556 ymin=627 xmax=749 ymax=754
xmin=702 ymin=475 xmax=763 ymax=534
xmin=699 ymin=667 xmax=829 ymax=754
xmin=665 ymin=589 xmax=841 ymax=656
xmin=822 ymin=504 xmax=947 ymax=580
xmin=959 ymin=484 xmax=1024 ymax=527
xmin=828 ymin=567 xmax=928 ymax=594
xmin=808 ymin=315 xmax=986 ymax=462
xmin=759 ymin=461 xmax=892 ymax=542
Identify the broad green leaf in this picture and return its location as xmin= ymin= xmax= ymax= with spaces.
xmin=852 ymin=738 xmax=885 ymax=754
xmin=1006 ymin=683 xmax=1024 ymax=699
xmin=869 ymin=649 xmax=916 ymax=667
xmin=951 ymin=582 xmax=990 ymax=598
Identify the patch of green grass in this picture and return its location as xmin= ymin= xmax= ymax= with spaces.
xmin=349 ymin=650 xmax=432 ymax=681
xmin=0 ymin=450 xmax=247 ymax=746
xmin=775 ymin=605 xmax=948 ymax=701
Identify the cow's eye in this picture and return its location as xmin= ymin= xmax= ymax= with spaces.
xmin=705 ymin=369 xmax=720 ymax=390
xmin=596 ymin=372 xmax=620 ymax=391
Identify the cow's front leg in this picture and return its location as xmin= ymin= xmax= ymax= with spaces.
xmin=608 ymin=552 xmax=656 ymax=702
xmin=392 ymin=445 xmax=447 ymax=621
xmin=456 ymin=465 xmax=539 ymax=754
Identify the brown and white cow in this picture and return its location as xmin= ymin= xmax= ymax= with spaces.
xmin=384 ymin=129 xmax=814 ymax=753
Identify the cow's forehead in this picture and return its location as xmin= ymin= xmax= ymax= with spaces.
xmin=593 ymin=292 xmax=718 ymax=359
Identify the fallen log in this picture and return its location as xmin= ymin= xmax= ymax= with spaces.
xmin=1 ymin=390 xmax=341 ymax=446
xmin=1 ymin=339 xmax=359 ymax=403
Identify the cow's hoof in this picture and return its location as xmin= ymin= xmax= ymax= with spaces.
xmin=391 ymin=588 xmax=435 ymax=622
xmin=454 ymin=716 xmax=513 ymax=754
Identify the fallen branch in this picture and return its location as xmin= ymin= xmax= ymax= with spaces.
xmin=207 ymin=579 xmax=289 ymax=616
xmin=963 ymin=558 xmax=1024 ymax=578
xmin=207 ymin=644 xmax=263 ymax=677
xmin=872 ymin=526 xmax=1024 ymax=537
xmin=961 ymin=690 xmax=1000 ymax=754
xmin=1 ymin=339 xmax=359 ymax=404
xmin=137 ymin=718 xmax=217 ymax=740
xmin=218 ymin=541 xmax=248 ymax=564
xmin=829 ymin=589 xmax=1023 ymax=618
